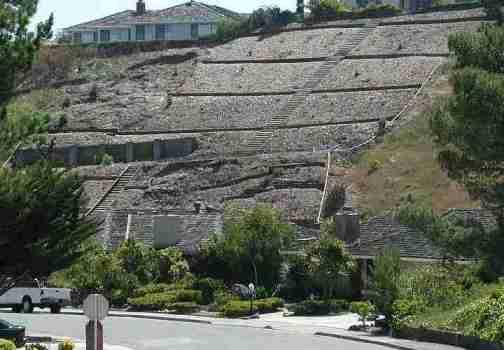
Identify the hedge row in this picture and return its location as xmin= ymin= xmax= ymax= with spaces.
xmin=289 ymin=299 xmax=350 ymax=316
xmin=128 ymin=290 xmax=203 ymax=311
xmin=219 ymin=298 xmax=285 ymax=318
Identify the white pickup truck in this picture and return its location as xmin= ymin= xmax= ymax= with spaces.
xmin=0 ymin=278 xmax=71 ymax=313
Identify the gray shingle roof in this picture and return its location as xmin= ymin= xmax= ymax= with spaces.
xmin=348 ymin=215 xmax=447 ymax=261
xmin=64 ymin=1 xmax=239 ymax=31
xmin=102 ymin=208 xmax=222 ymax=254
xmin=442 ymin=208 xmax=498 ymax=232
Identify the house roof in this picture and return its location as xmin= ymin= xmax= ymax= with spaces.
xmin=442 ymin=208 xmax=498 ymax=231
xmin=64 ymin=1 xmax=240 ymax=31
xmin=348 ymin=215 xmax=449 ymax=261
xmin=103 ymin=208 xmax=222 ymax=254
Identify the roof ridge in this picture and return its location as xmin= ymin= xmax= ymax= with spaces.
xmin=189 ymin=1 xmax=232 ymax=18
xmin=63 ymin=10 xmax=134 ymax=30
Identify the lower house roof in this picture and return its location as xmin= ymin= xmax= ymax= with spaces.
xmin=98 ymin=208 xmax=318 ymax=255
xmin=348 ymin=213 xmax=480 ymax=263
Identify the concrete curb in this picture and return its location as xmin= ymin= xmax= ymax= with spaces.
xmin=315 ymin=332 xmax=415 ymax=350
xmin=107 ymin=312 xmax=213 ymax=324
xmin=59 ymin=310 xmax=213 ymax=325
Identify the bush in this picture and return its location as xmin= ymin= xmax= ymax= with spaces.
xmin=449 ymin=25 xmax=504 ymax=74
xmin=290 ymin=299 xmax=349 ymax=316
xmin=358 ymin=4 xmax=401 ymax=17
xmin=220 ymin=300 xmax=258 ymax=318
xmin=128 ymin=292 xmax=176 ymax=311
xmin=167 ymin=302 xmax=200 ymax=314
xmin=398 ymin=264 xmax=468 ymax=309
xmin=368 ymin=159 xmax=382 ymax=174
xmin=308 ymin=1 xmax=399 ymax=21
xmin=128 ymin=289 xmax=203 ymax=311
xmin=255 ymin=298 xmax=285 ymax=313
xmin=58 ymin=339 xmax=75 ymax=350
xmin=219 ymin=298 xmax=284 ymax=317
xmin=370 ymin=248 xmax=401 ymax=318
xmin=175 ymin=289 xmax=203 ymax=304
xmin=0 ymin=340 xmax=16 ymax=350
xmin=134 ymin=283 xmax=174 ymax=297
xmin=211 ymin=18 xmax=249 ymax=42
xmin=391 ymin=297 xmax=427 ymax=330
xmin=350 ymin=301 xmax=376 ymax=327
xmin=451 ymin=288 xmax=504 ymax=341
xmin=193 ymin=278 xmax=226 ymax=305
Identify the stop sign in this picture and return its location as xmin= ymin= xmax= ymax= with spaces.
xmin=83 ymin=294 xmax=109 ymax=321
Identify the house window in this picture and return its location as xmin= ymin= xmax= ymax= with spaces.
xmin=155 ymin=24 xmax=166 ymax=40
xmin=191 ymin=23 xmax=198 ymax=39
xmin=128 ymin=28 xmax=132 ymax=41
xmin=136 ymin=25 xmax=145 ymax=41
xmin=100 ymin=30 xmax=111 ymax=42
xmin=93 ymin=31 xmax=98 ymax=42
xmin=73 ymin=32 xmax=82 ymax=43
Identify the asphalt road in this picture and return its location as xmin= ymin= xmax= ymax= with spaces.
xmin=0 ymin=312 xmax=392 ymax=350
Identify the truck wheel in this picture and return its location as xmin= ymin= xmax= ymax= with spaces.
xmin=22 ymin=297 xmax=33 ymax=313
xmin=50 ymin=305 xmax=61 ymax=314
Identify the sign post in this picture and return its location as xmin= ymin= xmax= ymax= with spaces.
xmin=248 ymin=283 xmax=255 ymax=315
xmin=83 ymin=294 xmax=109 ymax=350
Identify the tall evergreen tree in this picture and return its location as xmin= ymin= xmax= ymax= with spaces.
xmin=0 ymin=0 xmax=53 ymax=111
xmin=0 ymin=162 xmax=97 ymax=294
xmin=0 ymin=2 xmax=96 ymax=294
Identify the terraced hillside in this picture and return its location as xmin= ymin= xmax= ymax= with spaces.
xmin=20 ymin=7 xmax=489 ymax=250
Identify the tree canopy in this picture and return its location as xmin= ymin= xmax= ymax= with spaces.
xmin=0 ymin=2 xmax=96 ymax=294
xmin=0 ymin=0 xmax=53 ymax=110
xmin=0 ymin=162 xmax=97 ymax=293
xmin=201 ymin=205 xmax=295 ymax=290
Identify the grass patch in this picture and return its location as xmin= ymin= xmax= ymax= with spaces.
xmin=343 ymin=76 xmax=479 ymax=215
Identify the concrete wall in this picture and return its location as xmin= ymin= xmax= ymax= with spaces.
xmin=15 ymin=137 xmax=197 ymax=167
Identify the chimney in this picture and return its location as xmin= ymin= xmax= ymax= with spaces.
xmin=136 ymin=0 xmax=146 ymax=15
xmin=333 ymin=207 xmax=360 ymax=244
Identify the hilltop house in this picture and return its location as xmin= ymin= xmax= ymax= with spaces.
xmin=63 ymin=0 xmax=240 ymax=44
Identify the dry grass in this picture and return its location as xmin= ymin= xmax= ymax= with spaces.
xmin=339 ymin=75 xmax=479 ymax=216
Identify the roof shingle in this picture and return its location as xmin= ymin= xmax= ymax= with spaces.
xmin=64 ymin=1 xmax=239 ymax=31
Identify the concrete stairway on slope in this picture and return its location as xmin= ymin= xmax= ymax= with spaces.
xmin=244 ymin=23 xmax=378 ymax=155
xmin=86 ymin=165 xmax=140 ymax=216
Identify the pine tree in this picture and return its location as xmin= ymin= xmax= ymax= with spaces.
xmin=0 ymin=0 xmax=53 ymax=111
xmin=0 ymin=162 xmax=97 ymax=295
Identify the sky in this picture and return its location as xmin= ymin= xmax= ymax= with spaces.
xmin=32 ymin=0 xmax=297 ymax=32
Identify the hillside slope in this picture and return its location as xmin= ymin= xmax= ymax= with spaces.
xmin=9 ymin=7 xmax=489 ymax=249
xmin=335 ymin=74 xmax=479 ymax=217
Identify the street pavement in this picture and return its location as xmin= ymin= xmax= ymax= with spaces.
xmin=0 ymin=312 xmax=395 ymax=350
